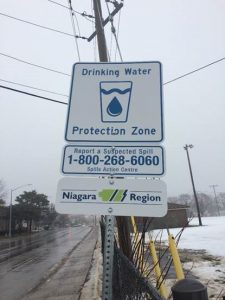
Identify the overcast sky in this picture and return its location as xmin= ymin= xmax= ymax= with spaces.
xmin=0 ymin=0 xmax=225 ymax=204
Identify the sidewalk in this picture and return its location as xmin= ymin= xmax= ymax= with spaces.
xmin=23 ymin=227 xmax=99 ymax=300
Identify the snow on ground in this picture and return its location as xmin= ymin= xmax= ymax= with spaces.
xmin=151 ymin=216 xmax=225 ymax=299
xmin=151 ymin=216 xmax=225 ymax=257
xmin=183 ymin=259 xmax=225 ymax=299
xmin=184 ymin=259 xmax=225 ymax=282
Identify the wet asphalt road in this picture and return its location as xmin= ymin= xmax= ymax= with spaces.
xmin=0 ymin=226 xmax=92 ymax=300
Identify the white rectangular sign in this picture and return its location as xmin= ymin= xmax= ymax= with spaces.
xmin=65 ymin=62 xmax=163 ymax=143
xmin=56 ymin=177 xmax=167 ymax=217
xmin=62 ymin=145 xmax=165 ymax=177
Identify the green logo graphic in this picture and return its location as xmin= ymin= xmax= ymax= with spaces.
xmin=98 ymin=189 xmax=127 ymax=202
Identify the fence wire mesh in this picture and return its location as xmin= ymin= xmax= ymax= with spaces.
xmin=113 ymin=246 xmax=163 ymax=300
xmin=100 ymin=219 xmax=163 ymax=300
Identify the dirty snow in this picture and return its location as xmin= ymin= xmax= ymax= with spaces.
xmin=151 ymin=216 xmax=225 ymax=257
xmin=152 ymin=216 xmax=225 ymax=298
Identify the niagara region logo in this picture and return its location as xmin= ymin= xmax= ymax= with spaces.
xmin=100 ymin=81 xmax=132 ymax=123
xmin=98 ymin=189 xmax=128 ymax=203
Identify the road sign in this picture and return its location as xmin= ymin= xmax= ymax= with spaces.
xmin=65 ymin=62 xmax=163 ymax=143
xmin=56 ymin=177 xmax=167 ymax=217
xmin=62 ymin=145 xmax=165 ymax=176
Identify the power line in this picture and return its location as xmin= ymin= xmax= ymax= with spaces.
xmin=0 ymin=52 xmax=70 ymax=76
xmin=109 ymin=28 xmax=113 ymax=60
xmin=164 ymin=57 xmax=225 ymax=85
xmin=105 ymin=0 xmax=123 ymax=61
xmin=91 ymin=0 xmax=97 ymax=62
xmin=0 ymin=12 xmax=74 ymax=37
xmin=2 ymin=51 xmax=222 ymax=84
xmin=114 ymin=3 xmax=122 ymax=61
xmin=67 ymin=0 xmax=81 ymax=60
xmin=73 ymin=9 xmax=81 ymax=37
xmin=0 ymin=85 xmax=68 ymax=105
xmin=0 ymin=78 xmax=68 ymax=97
xmin=48 ymin=0 xmax=69 ymax=10
xmin=1 ymin=56 xmax=224 ymax=105
xmin=0 ymin=11 xmax=90 ymax=41
xmin=47 ymin=0 xmax=95 ymax=22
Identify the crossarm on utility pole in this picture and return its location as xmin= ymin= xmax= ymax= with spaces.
xmin=88 ymin=2 xmax=123 ymax=42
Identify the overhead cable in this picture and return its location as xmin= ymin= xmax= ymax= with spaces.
xmin=0 ymin=52 xmax=70 ymax=76
xmin=105 ymin=0 xmax=123 ymax=61
xmin=48 ymin=0 xmax=95 ymax=22
xmin=0 ymin=78 xmax=68 ymax=97
xmin=164 ymin=57 xmax=225 ymax=85
xmin=0 ymin=85 xmax=68 ymax=105
xmin=0 ymin=12 xmax=74 ymax=37
xmin=48 ymin=0 xmax=68 ymax=10
xmin=68 ymin=0 xmax=81 ymax=61
xmin=114 ymin=4 xmax=122 ymax=61
xmin=0 ymin=12 xmax=88 ymax=41
xmin=1 ymin=56 xmax=224 ymax=106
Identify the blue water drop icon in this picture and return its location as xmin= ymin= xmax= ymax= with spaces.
xmin=107 ymin=97 xmax=123 ymax=117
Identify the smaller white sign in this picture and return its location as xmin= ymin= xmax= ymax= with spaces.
xmin=56 ymin=177 xmax=167 ymax=217
xmin=62 ymin=145 xmax=165 ymax=177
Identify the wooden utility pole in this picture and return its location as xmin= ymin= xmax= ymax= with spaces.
xmin=93 ymin=0 xmax=108 ymax=62
xmin=93 ymin=0 xmax=132 ymax=260
xmin=184 ymin=144 xmax=202 ymax=226
xmin=93 ymin=1 xmax=133 ymax=298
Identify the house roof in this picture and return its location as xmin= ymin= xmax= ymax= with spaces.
xmin=168 ymin=202 xmax=189 ymax=209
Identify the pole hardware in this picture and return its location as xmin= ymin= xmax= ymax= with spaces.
xmin=88 ymin=2 xmax=123 ymax=42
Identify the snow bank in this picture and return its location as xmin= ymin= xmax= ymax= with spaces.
xmin=152 ymin=216 xmax=225 ymax=257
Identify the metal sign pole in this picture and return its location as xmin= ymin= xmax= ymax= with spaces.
xmin=92 ymin=1 xmax=115 ymax=298
xmin=102 ymin=215 xmax=115 ymax=300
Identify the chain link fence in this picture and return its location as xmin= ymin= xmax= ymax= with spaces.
xmin=100 ymin=219 xmax=163 ymax=300
xmin=113 ymin=246 xmax=163 ymax=300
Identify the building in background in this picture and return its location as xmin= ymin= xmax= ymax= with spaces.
xmin=134 ymin=203 xmax=189 ymax=232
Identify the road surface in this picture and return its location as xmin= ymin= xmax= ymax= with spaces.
xmin=0 ymin=226 xmax=96 ymax=300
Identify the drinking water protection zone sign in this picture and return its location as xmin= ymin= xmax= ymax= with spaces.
xmin=65 ymin=62 xmax=163 ymax=143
